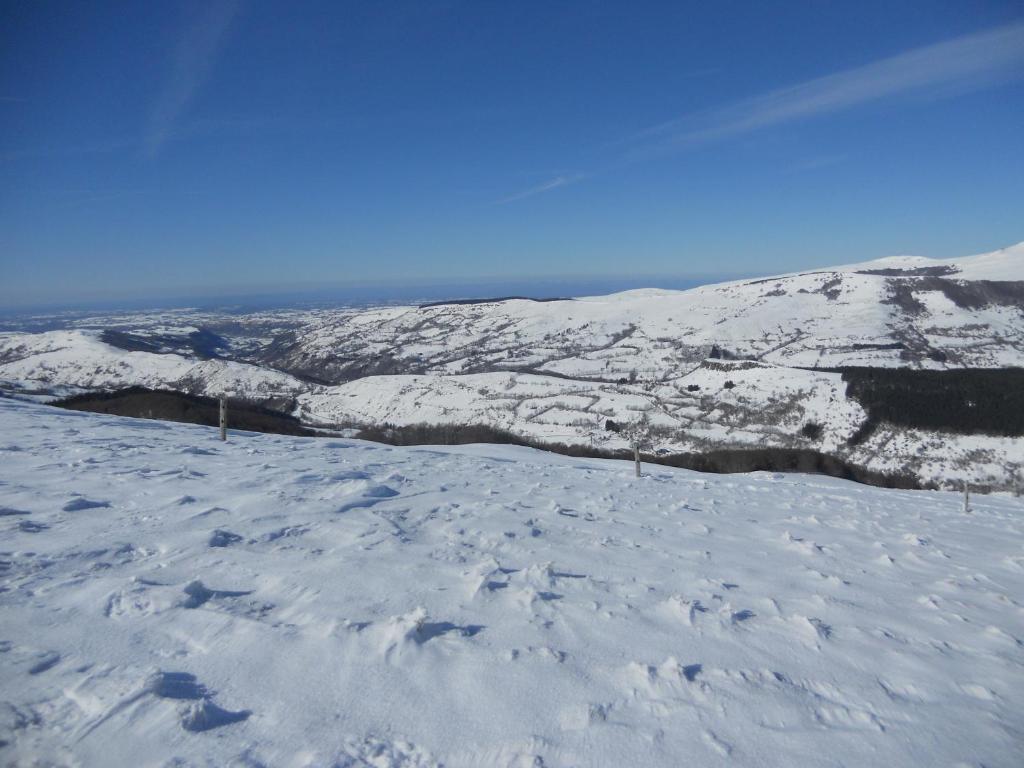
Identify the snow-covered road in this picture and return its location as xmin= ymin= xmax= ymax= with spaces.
xmin=1 ymin=397 xmax=1022 ymax=766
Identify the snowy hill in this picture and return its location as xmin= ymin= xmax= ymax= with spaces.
xmin=828 ymin=240 xmax=1024 ymax=281
xmin=293 ymin=364 xmax=1024 ymax=491
xmin=0 ymin=242 xmax=1021 ymax=490
xmin=0 ymin=329 xmax=307 ymax=401
xmin=1 ymin=398 xmax=1022 ymax=766
xmin=264 ymin=241 xmax=1024 ymax=379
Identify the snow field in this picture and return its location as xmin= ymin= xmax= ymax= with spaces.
xmin=1 ymin=398 xmax=1023 ymax=766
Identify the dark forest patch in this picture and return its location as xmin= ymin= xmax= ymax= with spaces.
xmin=53 ymin=387 xmax=315 ymax=437
xmin=355 ymin=422 xmax=923 ymax=490
xmin=881 ymin=278 xmax=1024 ymax=316
xmin=101 ymin=328 xmax=229 ymax=359
xmin=355 ymin=422 xmax=524 ymax=446
xmin=801 ymin=421 xmax=823 ymax=440
xmin=882 ymin=282 xmax=926 ymax=314
xmin=418 ymin=296 xmax=572 ymax=309
xmin=852 ymin=342 xmax=904 ymax=351
xmin=920 ymin=278 xmax=1024 ymax=310
xmin=838 ymin=367 xmax=1024 ymax=437
xmin=857 ymin=266 xmax=958 ymax=277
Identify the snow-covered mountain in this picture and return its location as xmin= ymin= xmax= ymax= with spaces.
xmin=264 ymin=241 xmax=1024 ymax=380
xmin=1 ymin=397 xmax=1022 ymax=766
xmin=1 ymin=242 xmax=1021 ymax=490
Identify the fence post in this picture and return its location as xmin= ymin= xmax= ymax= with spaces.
xmin=219 ymin=397 xmax=227 ymax=441
xmin=633 ymin=440 xmax=641 ymax=478
xmin=963 ymin=481 xmax=970 ymax=513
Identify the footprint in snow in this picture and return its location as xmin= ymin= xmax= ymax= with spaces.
xmin=148 ymin=671 xmax=251 ymax=732
xmin=702 ymin=730 xmax=733 ymax=757
xmin=62 ymin=497 xmax=110 ymax=512
xmin=208 ymin=529 xmax=243 ymax=548
xmin=729 ymin=609 xmax=756 ymax=624
xmin=560 ymin=701 xmax=613 ymax=730
xmin=180 ymin=447 xmax=216 ymax=456
xmin=28 ymin=651 xmax=61 ymax=675
xmin=180 ymin=700 xmax=252 ymax=732
xmin=180 ymin=580 xmax=254 ymax=609
xmin=336 ymin=484 xmax=400 ymax=512
xmin=785 ymin=615 xmax=833 ymax=646
xmin=0 ymin=644 xmax=62 ymax=677
xmin=344 ymin=608 xmax=485 ymax=663
xmin=261 ymin=524 xmax=310 ymax=542
xmin=660 ymin=595 xmax=708 ymax=626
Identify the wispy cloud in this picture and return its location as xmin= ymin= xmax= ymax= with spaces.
xmin=497 ymin=173 xmax=586 ymax=204
xmin=499 ymin=21 xmax=1024 ymax=202
xmin=630 ymin=21 xmax=1024 ymax=153
xmin=146 ymin=0 xmax=241 ymax=155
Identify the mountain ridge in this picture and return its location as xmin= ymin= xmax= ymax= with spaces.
xmin=1 ymin=241 xmax=1021 ymax=490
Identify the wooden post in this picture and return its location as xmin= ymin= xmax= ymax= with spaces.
xmin=633 ymin=440 xmax=641 ymax=478
xmin=963 ymin=481 xmax=970 ymax=513
xmin=219 ymin=397 xmax=227 ymax=441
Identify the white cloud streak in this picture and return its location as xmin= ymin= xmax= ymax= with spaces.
xmin=634 ymin=21 xmax=1024 ymax=151
xmin=497 ymin=173 xmax=586 ymax=203
xmin=500 ymin=22 xmax=1024 ymax=202
xmin=146 ymin=0 xmax=241 ymax=155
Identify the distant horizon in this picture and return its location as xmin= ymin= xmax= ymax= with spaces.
xmin=4 ymin=234 xmax=1021 ymax=316
xmin=0 ymin=271 xmax=745 ymax=317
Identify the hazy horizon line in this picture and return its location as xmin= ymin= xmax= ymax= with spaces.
xmin=0 ymin=271 xmax=753 ymax=316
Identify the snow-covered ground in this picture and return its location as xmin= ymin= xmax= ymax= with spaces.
xmin=294 ymin=364 xmax=1024 ymax=492
xmin=0 ymin=330 xmax=307 ymax=401
xmin=265 ymin=241 xmax=1024 ymax=379
xmin=2 ymin=398 xmax=1023 ymax=767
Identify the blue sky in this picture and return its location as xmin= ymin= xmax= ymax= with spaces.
xmin=1 ymin=1 xmax=1022 ymax=307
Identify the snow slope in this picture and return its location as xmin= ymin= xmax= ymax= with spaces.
xmin=0 ymin=330 xmax=307 ymax=400
xmin=1 ymin=398 xmax=1023 ymax=767
xmin=295 ymin=364 xmax=1024 ymax=491
xmin=828 ymin=240 xmax=1024 ymax=281
xmin=265 ymin=241 xmax=1024 ymax=379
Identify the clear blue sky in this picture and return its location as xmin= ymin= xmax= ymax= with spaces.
xmin=1 ymin=1 xmax=1022 ymax=307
